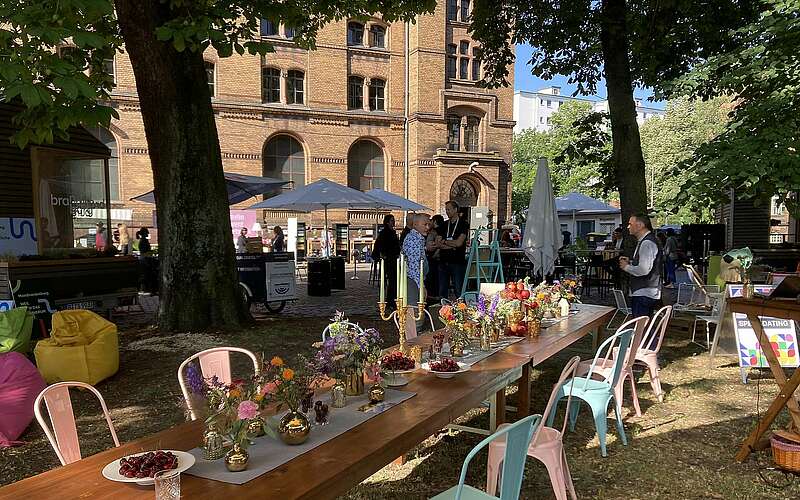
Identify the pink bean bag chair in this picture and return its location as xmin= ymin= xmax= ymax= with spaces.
xmin=0 ymin=352 xmax=46 ymax=447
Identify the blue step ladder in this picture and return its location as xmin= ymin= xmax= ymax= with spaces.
xmin=461 ymin=227 xmax=504 ymax=297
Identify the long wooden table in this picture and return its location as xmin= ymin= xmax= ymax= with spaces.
xmin=0 ymin=304 xmax=613 ymax=500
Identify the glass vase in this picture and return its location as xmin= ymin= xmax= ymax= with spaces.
xmin=344 ymin=367 xmax=365 ymax=396
xmin=331 ymin=381 xmax=347 ymax=408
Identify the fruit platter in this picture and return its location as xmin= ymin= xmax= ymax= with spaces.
xmin=102 ymin=450 xmax=195 ymax=485
xmin=380 ymin=351 xmax=418 ymax=386
xmin=421 ymin=358 xmax=469 ymax=379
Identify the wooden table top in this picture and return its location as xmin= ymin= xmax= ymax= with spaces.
xmin=0 ymin=304 xmax=613 ymax=500
xmin=728 ymin=297 xmax=800 ymax=321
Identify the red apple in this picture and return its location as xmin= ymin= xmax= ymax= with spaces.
xmin=520 ymin=290 xmax=531 ymax=300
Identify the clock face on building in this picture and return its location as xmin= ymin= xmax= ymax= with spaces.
xmin=450 ymin=178 xmax=478 ymax=207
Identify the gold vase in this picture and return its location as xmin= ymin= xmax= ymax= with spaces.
xmin=278 ymin=410 xmax=311 ymax=445
xmin=369 ymin=383 xmax=385 ymax=403
xmin=344 ymin=368 xmax=365 ymax=396
xmin=247 ymin=415 xmax=266 ymax=438
xmin=224 ymin=442 xmax=249 ymax=472
xmin=528 ymin=318 xmax=542 ymax=338
xmin=480 ymin=325 xmax=491 ymax=351
xmin=202 ymin=422 xmax=225 ymax=461
xmin=452 ymin=342 xmax=464 ymax=357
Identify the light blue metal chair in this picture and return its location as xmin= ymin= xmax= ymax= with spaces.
xmin=430 ymin=414 xmax=540 ymax=500
xmin=546 ymin=328 xmax=635 ymax=457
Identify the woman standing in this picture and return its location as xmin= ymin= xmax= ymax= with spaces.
xmin=271 ymin=226 xmax=285 ymax=253
xmin=373 ymin=214 xmax=400 ymax=310
xmin=425 ymin=214 xmax=444 ymax=300
xmin=117 ymin=223 xmax=131 ymax=255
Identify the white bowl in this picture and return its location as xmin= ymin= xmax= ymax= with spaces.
xmin=381 ymin=366 xmax=417 ymax=387
xmin=102 ymin=450 xmax=195 ymax=486
xmin=421 ymin=361 xmax=470 ymax=379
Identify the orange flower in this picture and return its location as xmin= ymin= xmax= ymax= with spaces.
xmin=282 ymin=368 xmax=295 ymax=381
xmin=457 ymin=303 xmax=467 ymax=311
xmin=270 ymin=356 xmax=284 ymax=367
xmin=228 ymin=388 xmax=242 ymax=399
xmin=254 ymin=393 xmax=264 ymax=402
xmin=441 ymin=305 xmax=452 ymax=316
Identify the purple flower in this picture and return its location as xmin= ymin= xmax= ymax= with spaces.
xmin=185 ymin=364 xmax=207 ymax=396
xmin=489 ymin=294 xmax=499 ymax=319
xmin=477 ymin=294 xmax=487 ymax=315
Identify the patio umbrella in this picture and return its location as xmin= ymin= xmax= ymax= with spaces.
xmin=522 ymin=158 xmax=562 ymax=277
xmin=364 ymin=189 xmax=431 ymax=212
xmin=247 ymin=178 xmax=399 ymax=237
xmin=130 ymin=172 xmax=289 ymax=205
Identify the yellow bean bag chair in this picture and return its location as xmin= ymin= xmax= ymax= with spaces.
xmin=34 ymin=310 xmax=119 ymax=385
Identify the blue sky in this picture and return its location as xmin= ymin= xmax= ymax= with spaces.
xmin=513 ymin=45 xmax=665 ymax=110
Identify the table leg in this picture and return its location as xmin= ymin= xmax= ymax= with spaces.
xmin=517 ymin=363 xmax=531 ymax=418
xmin=591 ymin=327 xmax=599 ymax=352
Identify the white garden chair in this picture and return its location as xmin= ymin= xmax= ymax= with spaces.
xmin=607 ymin=289 xmax=632 ymax=329
xmin=691 ymin=292 xmax=725 ymax=349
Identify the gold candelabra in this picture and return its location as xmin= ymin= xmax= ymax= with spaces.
xmin=379 ymin=298 xmax=426 ymax=356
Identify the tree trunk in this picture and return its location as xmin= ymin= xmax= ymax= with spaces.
xmin=115 ymin=0 xmax=250 ymax=330
xmin=599 ymin=0 xmax=648 ymax=225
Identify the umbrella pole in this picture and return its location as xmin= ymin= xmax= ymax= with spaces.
xmin=324 ymin=205 xmax=329 ymax=258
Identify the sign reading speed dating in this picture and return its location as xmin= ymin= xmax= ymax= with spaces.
xmin=730 ymin=284 xmax=799 ymax=368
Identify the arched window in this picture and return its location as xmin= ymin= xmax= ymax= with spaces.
xmin=369 ymin=79 xmax=385 ymax=111
xmin=286 ymin=70 xmax=304 ymax=104
xmin=369 ymin=25 xmax=386 ymax=48
xmin=348 ymin=140 xmax=384 ymax=191
xmin=263 ymin=135 xmax=305 ymax=189
xmin=465 ymin=116 xmax=480 ymax=152
xmin=204 ymin=61 xmax=215 ymax=96
xmin=450 ymin=177 xmax=478 ymax=207
xmin=348 ymin=76 xmax=364 ymax=110
xmin=347 ymin=22 xmax=364 ymax=46
xmin=77 ymin=126 xmax=119 ymax=201
xmin=262 ymin=67 xmax=280 ymax=103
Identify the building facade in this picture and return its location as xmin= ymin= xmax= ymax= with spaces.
xmin=99 ymin=3 xmax=514 ymax=236
xmin=513 ymin=86 xmax=664 ymax=134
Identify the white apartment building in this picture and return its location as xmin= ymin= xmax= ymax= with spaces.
xmin=513 ymin=86 xmax=665 ymax=134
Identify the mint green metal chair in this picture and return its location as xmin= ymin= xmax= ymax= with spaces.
xmin=430 ymin=414 xmax=540 ymax=500
xmin=546 ymin=328 xmax=635 ymax=457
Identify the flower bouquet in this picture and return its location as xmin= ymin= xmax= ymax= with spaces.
xmin=472 ymin=293 xmax=501 ymax=349
xmin=439 ymin=301 xmax=473 ymax=356
xmin=258 ymin=355 xmax=318 ymax=445
xmin=313 ymin=312 xmax=383 ymax=396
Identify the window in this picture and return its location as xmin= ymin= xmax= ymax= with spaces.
xmin=286 ymin=70 xmax=304 ymax=104
xmin=447 ymin=116 xmax=461 ymax=151
xmin=464 ymin=116 xmax=479 ymax=152
xmin=546 ymin=100 xmax=552 ymax=108
xmin=369 ymin=79 xmax=385 ymax=111
xmin=264 ymin=135 xmax=305 ymax=188
xmin=459 ymin=41 xmax=469 ymax=55
xmin=102 ymin=57 xmax=115 ymax=84
xmin=348 ymin=22 xmax=364 ymax=46
xmin=448 ymin=0 xmax=458 ymax=21
xmin=539 ymin=117 xmax=544 ymax=124
xmin=261 ymin=67 xmax=280 ymax=103
xmin=348 ymin=140 xmax=385 ymax=191
xmin=260 ymin=19 xmax=277 ymax=36
xmin=459 ymin=57 xmax=469 ymax=80
xmin=471 ymin=47 xmax=481 ymax=81
xmin=285 ymin=26 xmax=296 ymax=39
xmin=460 ymin=0 xmax=470 ymax=21
xmin=348 ymin=76 xmax=364 ymax=110
xmin=446 ymin=44 xmax=457 ymax=79
xmin=369 ymin=25 xmax=386 ymax=48
xmin=450 ymin=178 xmax=478 ymax=207
xmin=87 ymin=126 xmax=120 ymax=201
xmin=204 ymin=61 xmax=215 ymax=97
xmin=576 ymin=220 xmax=595 ymax=240
xmin=540 ymin=98 xmax=545 ymax=105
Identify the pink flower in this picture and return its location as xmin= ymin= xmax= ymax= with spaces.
xmin=237 ymin=400 xmax=259 ymax=420
xmin=260 ymin=381 xmax=279 ymax=396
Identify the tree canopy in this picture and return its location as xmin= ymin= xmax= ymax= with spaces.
xmin=665 ymin=0 xmax=800 ymax=216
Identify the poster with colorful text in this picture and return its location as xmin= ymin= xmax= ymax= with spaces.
xmin=730 ymin=284 xmax=799 ymax=368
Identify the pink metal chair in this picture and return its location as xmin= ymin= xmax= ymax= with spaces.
xmin=633 ymin=305 xmax=672 ymax=402
xmin=486 ymin=356 xmax=581 ymax=500
xmin=33 ymin=381 xmax=120 ymax=465
xmin=178 ymin=347 xmax=259 ymax=420
xmin=577 ymin=316 xmax=649 ymax=417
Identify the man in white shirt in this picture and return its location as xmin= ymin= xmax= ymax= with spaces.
xmin=620 ymin=214 xmax=662 ymax=318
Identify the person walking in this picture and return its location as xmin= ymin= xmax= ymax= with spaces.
xmin=425 ymin=214 xmax=445 ymax=300
xmin=402 ymin=213 xmax=430 ymax=330
xmin=271 ymin=225 xmax=285 ymax=253
xmin=236 ymin=227 xmax=248 ymax=253
xmin=437 ymin=200 xmax=469 ymax=299
xmin=664 ymin=228 xmax=679 ymax=288
xmin=373 ymin=214 xmax=401 ymax=310
xmin=620 ymin=213 xmax=663 ymax=318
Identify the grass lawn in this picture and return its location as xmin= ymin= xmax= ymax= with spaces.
xmin=1 ymin=312 xmax=798 ymax=499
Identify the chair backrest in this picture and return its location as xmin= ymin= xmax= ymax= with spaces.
xmin=685 ymin=264 xmax=705 ymax=288
xmin=453 ymin=414 xmax=540 ymax=500
xmin=675 ymin=283 xmax=695 ymax=305
xmin=178 ymin=347 xmax=260 ymax=420
xmin=640 ymin=305 xmax=672 ymax=353
xmin=612 ymin=289 xmax=628 ymax=310
xmin=34 ymin=382 xmax=120 ymax=465
xmin=692 ymin=284 xmax=720 ymax=306
xmin=321 ymin=321 xmax=364 ymax=342
xmin=538 ymin=356 xmax=581 ymax=440
xmin=596 ymin=316 xmax=647 ymax=377
xmin=582 ymin=328 xmax=635 ymax=391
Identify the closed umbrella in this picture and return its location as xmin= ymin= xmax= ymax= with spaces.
xmin=522 ymin=158 xmax=562 ymax=277
xmin=131 ymin=172 xmax=288 ymax=205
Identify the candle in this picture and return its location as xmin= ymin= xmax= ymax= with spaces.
xmin=380 ymin=259 xmax=385 ymax=303
xmin=419 ymin=258 xmax=425 ymax=303
xmin=401 ymin=255 xmax=407 ymax=304
xmin=396 ymin=257 xmax=401 ymax=302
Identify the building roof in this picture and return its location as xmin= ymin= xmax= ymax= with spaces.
xmin=555 ymin=192 xmax=620 ymax=215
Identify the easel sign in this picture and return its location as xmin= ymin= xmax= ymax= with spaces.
xmin=730 ymin=285 xmax=799 ymax=381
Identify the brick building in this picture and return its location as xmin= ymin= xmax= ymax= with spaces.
xmin=99 ymin=3 xmax=514 ymax=238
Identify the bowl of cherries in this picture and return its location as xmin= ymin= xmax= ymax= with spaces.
xmin=102 ymin=450 xmax=195 ymax=485
xmin=380 ymin=351 xmax=418 ymax=386
xmin=421 ymin=357 xmax=469 ymax=379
